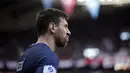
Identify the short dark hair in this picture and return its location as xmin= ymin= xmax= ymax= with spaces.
xmin=36 ymin=8 xmax=68 ymax=36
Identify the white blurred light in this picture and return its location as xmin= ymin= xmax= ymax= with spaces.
xmin=85 ymin=0 xmax=100 ymax=19
xmin=86 ymin=0 xmax=91 ymax=1
xmin=59 ymin=59 xmax=73 ymax=68
xmin=115 ymin=0 xmax=122 ymax=5
xmin=99 ymin=0 xmax=105 ymax=2
xmin=102 ymin=55 xmax=113 ymax=69
xmin=107 ymin=0 xmax=112 ymax=1
xmin=83 ymin=48 xmax=99 ymax=59
xmin=75 ymin=59 xmax=86 ymax=68
xmin=6 ymin=61 xmax=17 ymax=69
xmin=77 ymin=0 xmax=84 ymax=2
xmin=120 ymin=32 xmax=130 ymax=41
xmin=114 ymin=63 xmax=124 ymax=71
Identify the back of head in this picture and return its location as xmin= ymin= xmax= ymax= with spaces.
xmin=36 ymin=8 xmax=68 ymax=36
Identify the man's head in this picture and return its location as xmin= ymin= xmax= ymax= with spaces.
xmin=36 ymin=8 xmax=71 ymax=47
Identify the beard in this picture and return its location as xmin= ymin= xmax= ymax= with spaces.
xmin=55 ymin=37 xmax=68 ymax=47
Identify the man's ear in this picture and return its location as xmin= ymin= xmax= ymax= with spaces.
xmin=48 ymin=22 xmax=57 ymax=33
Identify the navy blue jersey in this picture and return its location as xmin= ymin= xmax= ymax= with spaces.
xmin=16 ymin=43 xmax=59 ymax=73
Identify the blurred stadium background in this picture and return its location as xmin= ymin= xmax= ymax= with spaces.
xmin=0 ymin=0 xmax=130 ymax=73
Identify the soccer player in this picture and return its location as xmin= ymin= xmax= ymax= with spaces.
xmin=16 ymin=8 xmax=71 ymax=73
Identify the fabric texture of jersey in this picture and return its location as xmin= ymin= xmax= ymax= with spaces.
xmin=16 ymin=43 xmax=59 ymax=73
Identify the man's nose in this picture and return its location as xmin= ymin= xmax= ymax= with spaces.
xmin=67 ymin=29 xmax=71 ymax=36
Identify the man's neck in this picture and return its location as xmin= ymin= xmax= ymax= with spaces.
xmin=36 ymin=35 xmax=56 ymax=52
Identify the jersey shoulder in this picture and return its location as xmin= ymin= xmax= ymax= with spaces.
xmin=16 ymin=43 xmax=52 ymax=72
